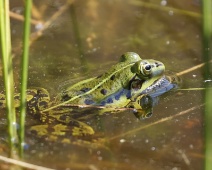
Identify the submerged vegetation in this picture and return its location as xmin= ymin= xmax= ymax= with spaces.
xmin=0 ymin=0 xmax=210 ymax=169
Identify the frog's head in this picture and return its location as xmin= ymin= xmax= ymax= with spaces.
xmin=131 ymin=59 xmax=165 ymax=79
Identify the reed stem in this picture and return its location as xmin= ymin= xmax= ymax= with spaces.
xmin=0 ymin=0 xmax=17 ymax=156
xmin=19 ymin=0 xmax=32 ymax=157
xmin=202 ymin=0 xmax=212 ymax=169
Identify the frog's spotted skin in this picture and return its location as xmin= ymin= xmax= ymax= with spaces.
xmin=52 ymin=53 xmax=165 ymax=110
xmin=0 ymin=88 xmax=50 ymax=112
xmin=54 ymin=52 xmax=143 ymax=106
xmin=0 ymin=52 xmax=176 ymax=142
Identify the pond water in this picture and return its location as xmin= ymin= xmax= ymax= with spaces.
xmin=0 ymin=0 xmax=205 ymax=169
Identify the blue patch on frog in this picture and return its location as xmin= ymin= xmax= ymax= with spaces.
xmin=84 ymin=99 xmax=95 ymax=105
xmin=106 ymin=98 xmax=113 ymax=104
xmin=114 ymin=90 xmax=123 ymax=100
xmin=99 ymin=101 xmax=106 ymax=106
xmin=97 ymin=88 xmax=131 ymax=106
xmin=125 ymin=90 xmax=131 ymax=99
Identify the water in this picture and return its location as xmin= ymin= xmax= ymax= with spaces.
xmin=0 ymin=0 xmax=204 ymax=169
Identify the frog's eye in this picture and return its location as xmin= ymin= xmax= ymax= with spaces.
xmin=142 ymin=63 xmax=152 ymax=75
xmin=144 ymin=64 xmax=152 ymax=71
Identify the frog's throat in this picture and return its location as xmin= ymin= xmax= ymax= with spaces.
xmin=130 ymin=75 xmax=163 ymax=101
xmin=42 ymin=62 xmax=136 ymax=112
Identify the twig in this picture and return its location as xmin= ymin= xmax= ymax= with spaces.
xmin=61 ymin=103 xmax=134 ymax=110
xmin=110 ymin=104 xmax=204 ymax=140
xmin=129 ymin=0 xmax=201 ymax=18
xmin=176 ymin=63 xmax=205 ymax=76
xmin=0 ymin=155 xmax=55 ymax=170
xmin=30 ymin=0 xmax=74 ymax=44
xmin=10 ymin=11 xmax=41 ymax=25
xmin=176 ymin=60 xmax=212 ymax=76
xmin=12 ymin=0 xmax=75 ymax=55
xmin=178 ymin=88 xmax=205 ymax=91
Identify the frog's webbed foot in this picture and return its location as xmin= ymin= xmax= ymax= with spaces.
xmin=30 ymin=120 xmax=94 ymax=143
xmin=30 ymin=120 xmax=94 ymax=135
xmin=40 ymin=111 xmax=95 ymax=136
xmin=133 ymin=108 xmax=153 ymax=119
xmin=29 ymin=123 xmax=108 ymax=149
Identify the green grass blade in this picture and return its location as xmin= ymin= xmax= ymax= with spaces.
xmin=202 ymin=0 xmax=212 ymax=169
xmin=69 ymin=4 xmax=88 ymax=72
xmin=19 ymin=0 xmax=32 ymax=157
xmin=0 ymin=0 xmax=17 ymax=156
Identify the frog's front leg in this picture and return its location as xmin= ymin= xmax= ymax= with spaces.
xmin=126 ymin=95 xmax=155 ymax=119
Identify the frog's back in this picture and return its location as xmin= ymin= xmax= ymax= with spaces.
xmin=56 ymin=52 xmax=142 ymax=105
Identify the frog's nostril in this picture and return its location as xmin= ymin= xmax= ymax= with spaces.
xmin=155 ymin=62 xmax=162 ymax=67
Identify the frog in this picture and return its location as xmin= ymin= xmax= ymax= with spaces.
xmin=43 ymin=52 xmax=165 ymax=111
xmin=0 ymin=52 xmax=176 ymax=144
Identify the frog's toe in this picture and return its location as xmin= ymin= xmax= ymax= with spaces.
xmin=30 ymin=125 xmax=49 ymax=136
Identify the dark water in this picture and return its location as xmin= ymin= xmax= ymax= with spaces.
xmin=0 ymin=0 xmax=204 ymax=169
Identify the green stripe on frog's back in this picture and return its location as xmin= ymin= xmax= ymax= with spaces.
xmin=54 ymin=77 xmax=96 ymax=102
xmin=59 ymin=62 xmax=137 ymax=103
xmin=63 ymin=52 xmax=142 ymax=96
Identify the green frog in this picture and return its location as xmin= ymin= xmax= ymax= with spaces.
xmin=45 ymin=52 xmax=165 ymax=110
xmin=0 ymin=52 xmax=176 ymax=143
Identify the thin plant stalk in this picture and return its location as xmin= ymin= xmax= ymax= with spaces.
xmin=202 ymin=0 xmax=212 ymax=169
xmin=19 ymin=0 xmax=32 ymax=157
xmin=0 ymin=0 xmax=17 ymax=156
xmin=69 ymin=4 xmax=88 ymax=72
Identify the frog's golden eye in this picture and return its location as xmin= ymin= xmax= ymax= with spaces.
xmin=141 ymin=63 xmax=152 ymax=75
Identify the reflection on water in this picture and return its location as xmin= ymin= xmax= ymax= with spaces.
xmin=0 ymin=0 xmax=203 ymax=169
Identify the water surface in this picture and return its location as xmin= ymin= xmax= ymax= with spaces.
xmin=0 ymin=0 xmax=204 ymax=169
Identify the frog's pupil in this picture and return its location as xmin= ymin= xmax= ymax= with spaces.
xmin=145 ymin=65 xmax=151 ymax=71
